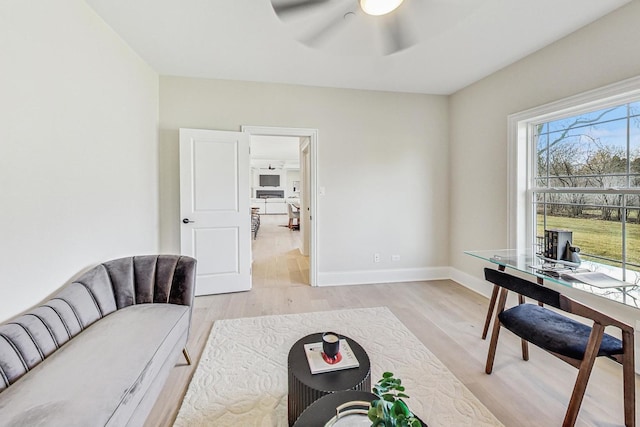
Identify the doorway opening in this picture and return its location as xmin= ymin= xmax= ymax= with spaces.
xmin=242 ymin=126 xmax=318 ymax=288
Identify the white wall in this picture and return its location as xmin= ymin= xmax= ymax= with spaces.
xmin=0 ymin=0 xmax=159 ymax=321
xmin=159 ymin=77 xmax=449 ymax=283
xmin=449 ymin=2 xmax=640 ymax=322
xmin=287 ymin=169 xmax=301 ymax=197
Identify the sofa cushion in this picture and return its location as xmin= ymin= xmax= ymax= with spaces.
xmin=0 ymin=303 xmax=189 ymax=426
xmin=102 ymin=255 xmax=196 ymax=308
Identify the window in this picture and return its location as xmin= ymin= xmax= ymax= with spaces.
xmin=508 ymin=76 xmax=640 ymax=306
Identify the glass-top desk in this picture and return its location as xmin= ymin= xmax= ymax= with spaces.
xmin=465 ymin=249 xmax=639 ymax=338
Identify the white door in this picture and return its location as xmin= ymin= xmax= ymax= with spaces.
xmin=179 ymin=128 xmax=251 ymax=295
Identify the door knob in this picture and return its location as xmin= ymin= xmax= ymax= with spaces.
xmin=182 ymin=218 xmax=195 ymax=224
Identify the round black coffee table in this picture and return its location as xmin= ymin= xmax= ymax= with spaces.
xmin=287 ymin=333 xmax=371 ymax=426
xmin=293 ymin=390 xmax=375 ymax=426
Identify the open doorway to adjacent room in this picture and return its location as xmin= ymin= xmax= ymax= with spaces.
xmin=242 ymin=126 xmax=318 ymax=289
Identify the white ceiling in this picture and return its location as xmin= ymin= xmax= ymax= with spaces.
xmin=250 ymin=136 xmax=300 ymax=169
xmin=85 ymin=0 xmax=630 ymax=95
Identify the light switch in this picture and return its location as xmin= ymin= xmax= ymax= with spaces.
xmin=319 ymin=186 xmax=326 ymax=196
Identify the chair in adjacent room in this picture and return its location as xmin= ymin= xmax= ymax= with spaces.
xmin=483 ymin=267 xmax=635 ymax=427
xmin=251 ymin=207 xmax=260 ymax=239
xmin=287 ymin=203 xmax=300 ymax=230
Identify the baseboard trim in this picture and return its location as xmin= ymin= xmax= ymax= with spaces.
xmin=316 ymin=266 xmax=496 ymax=299
xmin=317 ymin=267 xmax=451 ymax=287
xmin=449 ymin=268 xmax=495 ymax=299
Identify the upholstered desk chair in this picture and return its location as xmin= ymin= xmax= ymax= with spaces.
xmin=483 ymin=268 xmax=635 ymax=427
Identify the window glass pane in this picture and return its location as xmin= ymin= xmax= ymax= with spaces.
xmin=546 ymin=129 xmax=583 ymax=187
xmin=535 ymin=132 xmax=548 ymax=180
xmin=547 ymin=105 xmax=627 ymax=133
xmin=534 ymin=178 xmax=549 ymax=188
xmin=537 ymin=196 xmax=623 ymax=266
xmin=538 ymin=122 xmax=548 ymax=134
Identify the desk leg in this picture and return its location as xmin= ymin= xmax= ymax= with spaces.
xmin=537 ymin=277 xmax=544 ymax=307
xmin=482 ymin=265 xmax=505 ymax=340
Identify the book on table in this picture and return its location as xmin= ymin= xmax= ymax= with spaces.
xmin=304 ymin=339 xmax=360 ymax=374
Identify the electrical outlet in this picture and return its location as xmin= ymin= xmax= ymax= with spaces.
xmin=374 ymin=253 xmax=380 ymax=263
xmin=392 ymin=254 xmax=401 ymax=261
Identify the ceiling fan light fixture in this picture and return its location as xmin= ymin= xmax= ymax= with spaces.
xmin=359 ymin=0 xmax=404 ymax=16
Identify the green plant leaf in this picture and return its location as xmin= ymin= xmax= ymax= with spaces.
xmin=391 ymin=400 xmax=411 ymax=418
xmin=368 ymin=405 xmax=378 ymax=422
xmin=372 ymin=371 xmax=418 ymax=427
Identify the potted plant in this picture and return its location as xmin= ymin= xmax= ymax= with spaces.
xmin=368 ymin=372 xmax=422 ymax=427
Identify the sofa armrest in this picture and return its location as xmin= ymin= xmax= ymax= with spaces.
xmin=167 ymin=255 xmax=197 ymax=307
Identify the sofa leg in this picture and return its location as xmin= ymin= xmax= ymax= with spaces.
xmin=182 ymin=348 xmax=192 ymax=365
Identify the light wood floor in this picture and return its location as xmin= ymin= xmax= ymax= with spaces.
xmin=251 ymin=214 xmax=310 ymax=289
xmin=145 ymin=218 xmax=638 ymax=427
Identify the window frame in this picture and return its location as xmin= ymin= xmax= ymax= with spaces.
xmin=508 ymin=75 xmax=640 ymax=255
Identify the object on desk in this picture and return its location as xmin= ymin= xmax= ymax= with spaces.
xmin=561 ymin=271 xmax=631 ymax=289
xmin=304 ymin=339 xmax=359 ymax=374
xmin=544 ymin=229 xmax=573 ymax=260
xmin=563 ymin=241 xmax=582 ymax=264
xmin=536 ymin=253 xmax=581 ymax=269
xmin=534 ymin=266 xmax=576 ymax=278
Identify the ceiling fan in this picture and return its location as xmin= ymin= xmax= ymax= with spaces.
xmin=270 ymin=0 xmax=419 ymax=55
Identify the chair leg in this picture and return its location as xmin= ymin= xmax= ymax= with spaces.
xmin=622 ymin=330 xmax=636 ymax=427
xmin=562 ymin=323 xmax=604 ymax=427
xmin=486 ymin=288 xmax=509 ymax=374
xmin=518 ymin=294 xmax=529 ymax=361
xmin=183 ymin=347 xmax=192 ymax=365
xmin=482 ymin=284 xmax=500 ymax=340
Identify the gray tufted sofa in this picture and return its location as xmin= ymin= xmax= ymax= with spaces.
xmin=0 ymin=255 xmax=196 ymax=427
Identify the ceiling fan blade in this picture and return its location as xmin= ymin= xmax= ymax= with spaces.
xmin=299 ymin=2 xmax=356 ymax=47
xmin=381 ymin=12 xmax=417 ymax=55
xmin=272 ymin=0 xmax=332 ymax=17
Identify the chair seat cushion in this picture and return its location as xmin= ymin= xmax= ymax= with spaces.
xmin=498 ymin=303 xmax=623 ymax=360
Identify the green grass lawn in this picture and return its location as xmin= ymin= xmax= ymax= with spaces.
xmin=537 ymin=215 xmax=640 ymax=267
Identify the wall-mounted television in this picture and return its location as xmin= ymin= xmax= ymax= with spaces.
xmin=259 ymin=174 xmax=280 ymax=187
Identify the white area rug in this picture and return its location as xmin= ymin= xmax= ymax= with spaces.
xmin=174 ymin=307 xmax=503 ymax=427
